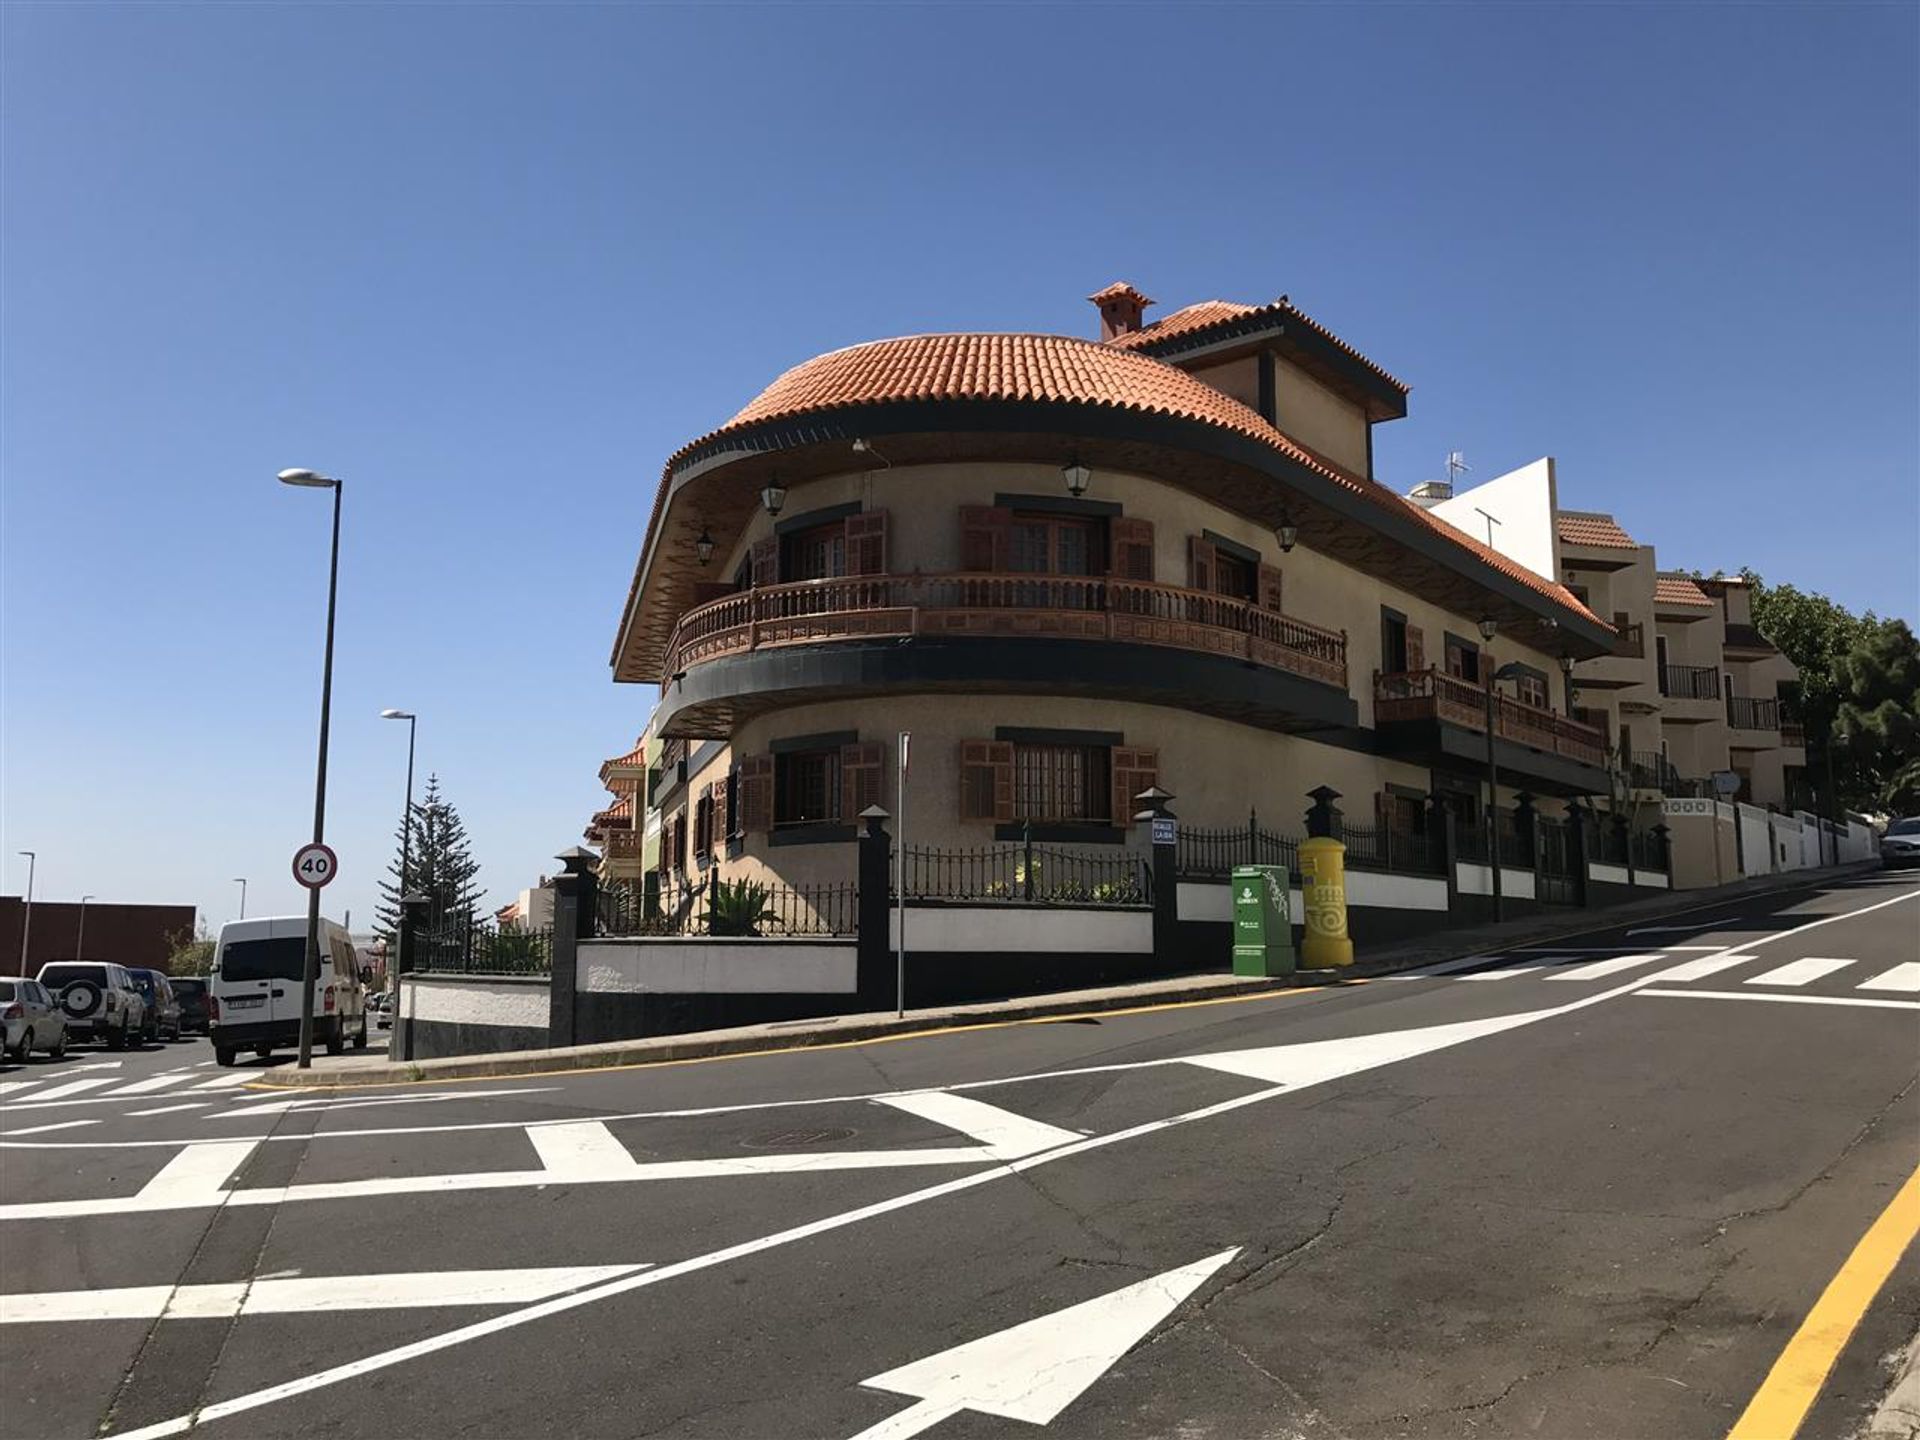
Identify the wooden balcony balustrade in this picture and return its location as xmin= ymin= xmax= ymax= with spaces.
xmin=662 ymin=572 xmax=1350 ymax=691
xmin=602 ymin=828 xmax=644 ymax=859
xmin=1374 ymin=667 xmax=1609 ymax=768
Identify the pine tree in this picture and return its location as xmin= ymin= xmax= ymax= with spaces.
xmin=375 ymin=773 xmax=485 ymax=936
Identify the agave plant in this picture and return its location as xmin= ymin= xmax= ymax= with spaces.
xmin=707 ymin=878 xmax=775 ymax=937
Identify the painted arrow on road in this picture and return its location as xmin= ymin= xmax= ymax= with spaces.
xmin=846 ymin=1248 xmax=1240 ymax=1439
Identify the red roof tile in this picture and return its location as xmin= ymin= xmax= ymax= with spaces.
xmin=633 ymin=333 xmax=1597 ymax=638
xmin=1088 ymin=281 xmax=1154 ymax=306
xmin=1108 ymin=296 xmax=1409 ymax=394
xmin=1557 ymin=512 xmax=1639 ymax=550
xmin=1655 ymin=575 xmax=1714 ymax=608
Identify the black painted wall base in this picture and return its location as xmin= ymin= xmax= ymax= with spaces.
xmin=407 ymin=1019 xmax=549 ymax=1060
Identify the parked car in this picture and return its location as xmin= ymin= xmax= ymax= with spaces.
xmin=130 ymin=969 xmax=183 ymax=1042
xmin=1 ymin=977 xmax=70 ymax=1061
xmin=1879 ymin=816 xmax=1920 ymax=869
xmin=208 ymin=916 xmax=370 ymax=1067
xmin=35 ymin=962 xmax=144 ymax=1049
xmin=171 ymin=976 xmax=211 ymax=1036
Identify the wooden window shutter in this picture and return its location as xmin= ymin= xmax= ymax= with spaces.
xmin=839 ymin=742 xmax=883 ymax=820
xmin=737 ymin=755 xmax=773 ymax=833
xmin=1107 ymin=517 xmax=1155 ymax=581
xmin=845 ymin=511 xmax=889 ymax=577
xmin=958 ymin=740 xmax=1014 ymax=822
xmin=1257 ymin=563 xmax=1284 ymax=613
xmin=1187 ymin=535 xmax=1217 ymax=594
xmin=1109 ymin=747 xmax=1159 ymax=827
xmin=710 ymin=777 xmax=731 ymax=843
xmin=959 ymin=506 xmax=1013 ymax=572
xmin=749 ymin=537 xmax=780 ymax=588
xmin=1405 ymin=624 xmax=1426 ymax=671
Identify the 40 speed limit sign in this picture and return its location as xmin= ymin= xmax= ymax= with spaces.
xmin=291 ymin=842 xmax=339 ymax=890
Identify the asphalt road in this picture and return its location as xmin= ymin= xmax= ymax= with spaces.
xmin=3 ymin=872 xmax=1917 ymax=1440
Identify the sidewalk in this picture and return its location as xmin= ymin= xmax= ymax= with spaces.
xmin=258 ymin=861 xmax=1877 ymax=1089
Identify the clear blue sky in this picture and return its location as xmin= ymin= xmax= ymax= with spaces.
xmin=3 ymin=3 xmax=1914 ymax=932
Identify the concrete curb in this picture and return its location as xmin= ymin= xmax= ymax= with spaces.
xmin=256 ymin=862 xmax=1878 ymax=1090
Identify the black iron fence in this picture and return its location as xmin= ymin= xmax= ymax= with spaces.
xmin=1590 ymin=818 xmax=1631 ymax=866
xmin=415 ymin=920 xmax=554 ymax=976
xmin=898 ymin=840 xmax=1150 ymax=905
xmin=597 ymin=876 xmax=858 ymax=937
xmin=1630 ymin=827 xmax=1670 ymax=873
xmin=1175 ymin=817 xmax=1299 ymax=880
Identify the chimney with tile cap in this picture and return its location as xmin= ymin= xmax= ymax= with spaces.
xmin=1088 ymin=281 xmax=1154 ymax=341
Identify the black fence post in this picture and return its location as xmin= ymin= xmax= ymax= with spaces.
xmin=1305 ymin=786 xmax=1340 ymax=839
xmin=391 ymin=890 xmax=428 ymax=1063
xmin=1652 ymin=822 xmax=1672 ymax=875
xmin=1617 ymin=813 xmax=1635 ymax=886
xmin=1133 ymin=787 xmax=1179 ymax=971
xmin=1569 ymin=801 xmax=1591 ymax=907
xmin=547 ymin=846 xmax=596 ymax=1050
xmin=1021 ymin=822 xmax=1035 ymax=903
xmin=1437 ymin=801 xmax=1461 ymax=923
xmin=855 ymin=806 xmax=893 ymax=1009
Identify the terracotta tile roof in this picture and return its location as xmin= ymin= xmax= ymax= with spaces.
xmin=598 ymin=739 xmax=645 ymax=783
xmin=591 ymin=793 xmax=633 ymax=828
xmin=1655 ymin=575 xmax=1714 ymax=608
xmin=1088 ymin=281 xmax=1154 ymax=306
xmin=1107 ymin=296 xmax=1409 ymax=394
xmin=1557 ymin=511 xmax=1638 ymax=550
xmin=631 ymin=333 xmax=1597 ymax=638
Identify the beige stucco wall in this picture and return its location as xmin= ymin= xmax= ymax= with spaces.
xmin=718 ymin=461 xmax=1571 ymax=732
xmin=1187 ymin=357 xmax=1260 ymax=414
xmin=1272 ymin=357 xmax=1369 ymax=476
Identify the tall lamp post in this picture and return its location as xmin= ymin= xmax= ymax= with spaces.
xmin=233 ymin=877 xmax=248 ymax=921
xmin=381 ymin=708 xmax=418 ymax=1058
xmin=76 ymin=894 xmax=95 ymax=962
xmin=16 ymin=851 xmax=34 ymax=972
xmin=1476 ymin=618 xmax=1529 ymax=924
xmin=280 ymin=467 xmax=344 ymax=1069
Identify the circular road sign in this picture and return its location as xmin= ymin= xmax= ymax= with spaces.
xmin=292 ymin=842 xmax=339 ymax=890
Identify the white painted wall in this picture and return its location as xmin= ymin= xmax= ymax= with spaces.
xmin=1176 ymin=870 xmax=1447 ymax=924
xmin=402 ymin=978 xmax=549 ymax=1030
xmin=580 ymin=940 xmax=856 ymax=995
xmin=888 ymin=906 xmax=1152 ymax=955
xmin=1587 ymin=861 xmax=1631 ymax=887
xmin=1428 ymin=457 xmax=1560 ymax=583
xmin=1453 ymin=863 xmax=1538 ymax=900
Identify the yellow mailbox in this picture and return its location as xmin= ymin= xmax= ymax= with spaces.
xmin=1298 ymin=835 xmax=1354 ymax=969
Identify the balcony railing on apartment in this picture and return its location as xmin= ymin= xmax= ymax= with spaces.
xmin=1608 ymin=622 xmax=1645 ymax=659
xmin=1373 ymin=668 xmax=1608 ymax=768
xmin=1623 ymin=751 xmax=1710 ymax=798
xmin=602 ymin=828 xmax=643 ymax=859
xmin=1659 ymin=664 xmax=1721 ymax=700
xmin=1780 ymin=719 xmax=1806 ymax=748
xmin=1726 ymin=695 xmax=1781 ymax=732
xmin=663 ymin=573 xmax=1349 ymax=691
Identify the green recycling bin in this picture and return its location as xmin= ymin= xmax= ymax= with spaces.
xmin=1231 ymin=865 xmax=1296 ymax=977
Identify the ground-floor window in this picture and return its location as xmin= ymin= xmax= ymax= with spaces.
xmin=1011 ymin=742 xmax=1110 ymax=824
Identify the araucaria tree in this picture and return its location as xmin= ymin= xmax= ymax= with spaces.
xmin=375 ymin=773 xmax=484 ymax=935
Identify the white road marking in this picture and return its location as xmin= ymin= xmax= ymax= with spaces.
xmin=1460 ymin=966 xmax=1541 ymax=981
xmin=1547 ymin=953 xmax=1669 ymax=982
xmin=1859 ymin=961 xmax=1920 ymax=993
xmin=0 ymin=1264 xmax=650 ymax=1323
xmin=1511 ymin=945 xmax=1718 ymax=953
xmin=1650 ymin=953 xmax=1759 ymax=984
xmin=4 ymin=1120 xmax=97 ymax=1136
xmin=1628 ymin=923 xmax=1719 ymax=936
xmin=127 ymin=1103 xmax=209 ymax=1117
xmin=1639 ymin=990 xmax=1920 ymax=1013
xmin=63 ymin=1062 xmax=123 ymax=1073
xmin=18 ymin=1078 xmax=114 ymax=1102
xmin=101 ymin=887 xmax=1920 ymax=1440
xmin=0 ymin=1080 xmax=42 ymax=1097
xmin=874 ymin=1092 xmax=1079 ymax=1158
xmin=851 ymin=1248 xmax=1239 ymax=1439
xmin=526 ymin=1122 xmax=639 ymax=1179
xmin=193 ymin=1073 xmax=261 ymax=1090
xmin=1387 ymin=954 xmax=1508 ymax=978
xmin=108 ymin=1076 xmax=192 ymax=1096
xmin=1745 ymin=956 xmax=1853 ymax=988
xmin=209 ymin=1087 xmax=562 ymax=1119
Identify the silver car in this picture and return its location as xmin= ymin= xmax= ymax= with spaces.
xmin=2 ymin=976 xmax=71 ymax=1061
xmin=1881 ymin=816 xmax=1920 ymax=869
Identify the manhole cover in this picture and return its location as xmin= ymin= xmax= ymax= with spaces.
xmin=742 ymin=1126 xmax=857 ymax=1149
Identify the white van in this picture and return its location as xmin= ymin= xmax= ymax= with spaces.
xmin=208 ymin=915 xmax=369 ymax=1066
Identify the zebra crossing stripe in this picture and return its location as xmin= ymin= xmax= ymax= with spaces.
xmin=1548 ymin=954 xmax=1668 ymax=982
xmin=110 ymin=1076 xmax=191 ymax=1096
xmin=19 ymin=1078 xmax=115 ymax=1102
xmin=193 ymin=1074 xmax=259 ymax=1091
xmin=1653 ymin=954 xmax=1759 ymax=983
xmin=1461 ymin=966 xmax=1542 ymax=981
xmin=1746 ymin=957 xmax=1852 ymax=988
xmin=0 ymin=1081 xmax=42 ymax=1098
xmin=1858 ymin=962 xmax=1920 ymax=994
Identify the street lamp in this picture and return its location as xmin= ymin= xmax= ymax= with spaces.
xmin=281 ymin=466 xmax=344 ymax=1069
xmin=233 ymin=877 xmax=248 ymax=920
xmin=76 ymin=894 xmax=95 ymax=962
xmin=1482 ymin=659 xmax=1527 ymax=923
xmin=380 ymin=706 xmax=419 ymax=1058
xmin=16 ymin=851 xmax=34 ymax=973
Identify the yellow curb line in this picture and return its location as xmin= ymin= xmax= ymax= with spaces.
xmin=250 ymin=976 xmax=1372 ymax=1094
xmin=1726 ymin=1159 xmax=1920 ymax=1440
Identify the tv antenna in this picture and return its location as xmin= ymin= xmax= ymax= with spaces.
xmin=1446 ymin=450 xmax=1471 ymax=487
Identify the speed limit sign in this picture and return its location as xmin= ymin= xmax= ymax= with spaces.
xmin=292 ymin=842 xmax=339 ymax=890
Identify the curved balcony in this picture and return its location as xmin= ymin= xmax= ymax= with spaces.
xmin=1374 ymin=668 xmax=1610 ymax=795
xmin=664 ymin=572 xmax=1349 ymax=691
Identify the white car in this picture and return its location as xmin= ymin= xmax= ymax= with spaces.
xmin=1 ymin=976 xmax=70 ymax=1060
xmin=1880 ymin=817 xmax=1920 ymax=870
xmin=208 ymin=916 xmax=370 ymax=1067
xmin=37 ymin=962 xmax=144 ymax=1049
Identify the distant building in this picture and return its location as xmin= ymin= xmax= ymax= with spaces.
xmin=0 ymin=898 xmax=198 ymax=975
xmin=583 ymin=738 xmax=647 ymax=885
xmin=493 ymin=885 xmax=556 ymax=932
